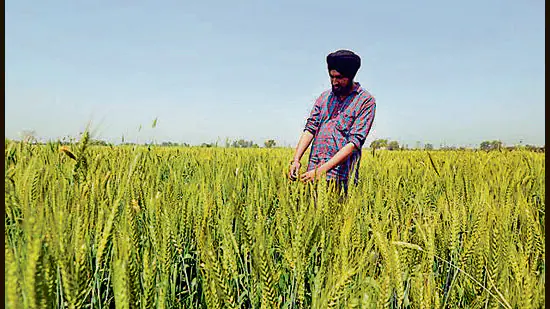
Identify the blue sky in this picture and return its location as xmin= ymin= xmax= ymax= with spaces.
xmin=6 ymin=0 xmax=545 ymax=147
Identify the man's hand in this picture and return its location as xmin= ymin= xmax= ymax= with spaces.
xmin=300 ymin=168 xmax=325 ymax=182
xmin=288 ymin=161 xmax=301 ymax=181
xmin=289 ymin=132 xmax=314 ymax=181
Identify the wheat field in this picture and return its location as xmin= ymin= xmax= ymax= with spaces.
xmin=4 ymin=134 xmax=545 ymax=308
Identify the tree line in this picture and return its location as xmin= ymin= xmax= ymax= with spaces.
xmin=10 ymin=130 xmax=545 ymax=152
xmin=369 ymin=139 xmax=544 ymax=152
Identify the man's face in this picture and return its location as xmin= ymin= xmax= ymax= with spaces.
xmin=329 ymin=70 xmax=352 ymax=95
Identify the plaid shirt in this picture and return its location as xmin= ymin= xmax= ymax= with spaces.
xmin=304 ymin=82 xmax=376 ymax=183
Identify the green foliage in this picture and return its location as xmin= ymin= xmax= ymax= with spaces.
xmin=231 ymin=139 xmax=259 ymax=148
xmin=264 ymin=139 xmax=277 ymax=148
xmin=387 ymin=141 xmax=400 ymax=151
xmin=480 ymin=140 xmax=503 ymax=151
xmin=370 ymin=139 xmax=388 ymax=149
xmin=4 ymin=141 xmax=545 ymax=308
xmin=160 ymin=141 xmax=190 ymax=147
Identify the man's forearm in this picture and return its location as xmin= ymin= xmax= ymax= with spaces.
xmin=318 ymin=143 xmax=356 ymax=173
xmin=292 ymin=131 xmax=314 ymax=162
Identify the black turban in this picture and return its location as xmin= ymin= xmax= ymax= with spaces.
xmin=326 ymin=50 xmax=361 ymax=79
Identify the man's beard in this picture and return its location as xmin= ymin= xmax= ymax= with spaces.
xmin=332 ymin=83 xmax=352 ymax=96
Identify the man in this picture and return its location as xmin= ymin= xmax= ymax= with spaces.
xmin=288 ymin=49 xmax=376 ymax=193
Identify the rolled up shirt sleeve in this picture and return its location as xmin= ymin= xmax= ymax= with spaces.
xmin=304 ymin=94 xmax=325 ymax=135
xmin=349 ymin=97 xmax=376 ymax=150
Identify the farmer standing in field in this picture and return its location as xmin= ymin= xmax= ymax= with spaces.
xmin=289 ymin=49 xmax=376 ymax=194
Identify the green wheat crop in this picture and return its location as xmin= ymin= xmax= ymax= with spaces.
xmin=4 ymin=137 xmax=545 ymax=308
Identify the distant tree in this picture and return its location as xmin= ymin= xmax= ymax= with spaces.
xmin=524 ymin=144 xmax=544 ymax=152
xmin=231 ymin=139 xmax=258 ymax=148
xmin=424 ymin=143 xmax=434 ymax=150
xmin=370 ymin=139 xmax=388 ymax=149
xmin=479 ymin=141 xmax=490 ymax=151
xmin=480 ymin=140 xmax=503 ymax=151
xmin=201 ymin=142 xmax=215 ymax=148
xmin=232 ymin=139 xmax=245 ymax=148
xmin=90 ymin=139 xmax=109 ymax=146
xmin=264 ymin=139 xmax=276 ymax=148
xmin=387 ymin=141 xmax=400 ymax=151
xmin=161 ymin=141 xmax=181 ymax=147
